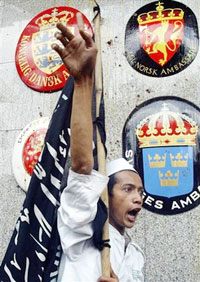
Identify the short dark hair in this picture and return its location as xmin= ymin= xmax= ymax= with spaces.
xmin=107 ymin=170 xmax=140 ymax=196
xmin=107 ymin=173 xmax=118 ymax=196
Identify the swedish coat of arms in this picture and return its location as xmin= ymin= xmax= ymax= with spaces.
xmin=123 ymin=98 xmax=200 ymax=215
xmin=136 ymin=104 xmax=197 ymax=198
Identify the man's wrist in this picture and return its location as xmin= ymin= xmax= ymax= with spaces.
xmin=74 ymin=74 xmax=94 ymax=87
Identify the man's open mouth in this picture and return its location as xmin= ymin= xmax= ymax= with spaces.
xmin=128 ymin=208 xmax=141 ymax=217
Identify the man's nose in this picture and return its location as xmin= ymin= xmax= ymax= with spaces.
xmin=132 ymin=191 xmax=143 ymax=204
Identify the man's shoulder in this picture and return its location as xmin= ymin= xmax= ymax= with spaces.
xmin=130 ymin=240 xmax=145 ymax=258
xmin=68 ymin=168 xmax=109 ymax=181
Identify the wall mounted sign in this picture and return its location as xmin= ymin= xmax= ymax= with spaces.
xmin=15 ymin=7 xmax=93 ymax=92
xmin=125 ymin=1 xmax=199 ymax=77
xmin=12 ymin=117 xmax=50 ymax=192
xmin=123 ymin=97 xmax=200 ymax=215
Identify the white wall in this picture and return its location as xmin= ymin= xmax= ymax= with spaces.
xmin=0 ymin=1 xmax=200 ymax=281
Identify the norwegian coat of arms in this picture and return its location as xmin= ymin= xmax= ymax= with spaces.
xmin=125 ymin=1 xmax=199 ymax=77
xmin=123 ymin=97 xmax=200 ymax=215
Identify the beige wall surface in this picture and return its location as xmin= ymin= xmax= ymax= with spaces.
xmin=0 ymin=1 xmax=200 ymax=282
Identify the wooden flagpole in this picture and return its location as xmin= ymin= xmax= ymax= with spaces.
xmin=93 ymin=2 xmax=111 ymax=278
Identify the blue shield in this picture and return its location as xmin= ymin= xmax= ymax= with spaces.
xmin=142 ymin=146 xmax=193 ymax=198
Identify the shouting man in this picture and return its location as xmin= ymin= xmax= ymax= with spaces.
xmin=52 ymin=13 xmax=145 ymax=282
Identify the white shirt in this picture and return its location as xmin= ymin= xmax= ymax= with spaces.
xmin=57 ymin=169 xmax=145 ymax=282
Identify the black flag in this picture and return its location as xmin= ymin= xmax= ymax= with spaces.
xmin=0 ymin=76 xmax=107 ymax=281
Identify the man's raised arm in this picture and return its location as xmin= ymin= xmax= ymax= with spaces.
xmin=52 ymin=13 xmax=97 ymax=175
xmin=52 ymin=13 xmax=119 ymax=282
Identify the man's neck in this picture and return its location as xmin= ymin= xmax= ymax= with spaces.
xmin=109 ymin=221 xmax=125 ymax=235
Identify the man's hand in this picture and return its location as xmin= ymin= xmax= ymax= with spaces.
xmin=52 ymin=13 xmax=97 ymax=83
xmin=98 ymin=268 xmax=119 ymax=282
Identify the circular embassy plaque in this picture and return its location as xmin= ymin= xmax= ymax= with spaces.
xmin=123 ymin=97 xmax=200 ymax=215
xmin=12 ymin=117 xmax=50 ymax=192
xmin=125 ymin=0 xmax=199 ymax=77
xmin=15 ymin=7 xmax=93 ymax=92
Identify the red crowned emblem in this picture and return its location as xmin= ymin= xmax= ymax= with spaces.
xmin=15 ymin=7 xmax=93 ymax=92
xmin=12 ymin=117 xmax=50 ymax=192
xmin=138 ymin=1 xmax=184 ymax=66
xmin=23 ymin=128 xmax=47 ymax=175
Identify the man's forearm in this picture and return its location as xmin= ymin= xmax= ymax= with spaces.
xmin=71 ymin=76 xmax=94 ymax=174
xmin=52 ymin=13 xmax=97 ymax=174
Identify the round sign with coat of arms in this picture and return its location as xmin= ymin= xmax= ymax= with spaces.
xmin=15 ymin=7 xmax=93 ymax=92
xmin=12 ymin=117 xmax=50 ymax=192
xmin=125 ymin=1 xmax=199 ymax=77
xmin=123 ymin=97 xmax=200 ymax=215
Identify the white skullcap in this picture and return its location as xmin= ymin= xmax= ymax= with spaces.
xmin=106 ymin=158 xmax=137 ymax=177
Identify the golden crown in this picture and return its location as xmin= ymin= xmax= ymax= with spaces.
xmin=137 ymin=1 xmax=184 ymax=25
xmin=136 ymin=104 xmax=198 ymax=148
xmin=35 ymin=8 xmax=74 ymax=30
xmin=148 ymin=152 xmax=188 ymax=168
xmin=159 ymin=170 xmax=179 ymax=187
xmin=170 ymin=152 xmax=188 ymax=167
xmin=148 ymin=153 xmax=166 ymax=168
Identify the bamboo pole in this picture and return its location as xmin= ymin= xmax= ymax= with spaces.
xmin=93 ymin=2 xmax=110 ymax=278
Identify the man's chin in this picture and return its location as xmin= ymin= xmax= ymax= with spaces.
xmin=125 ymin=221 xmax=135 ymax=229
xmin=125 ymin=215 xmax=137 ymax=227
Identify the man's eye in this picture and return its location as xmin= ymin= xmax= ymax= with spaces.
xmin=124 ymin=186 xmax=132 ymax=192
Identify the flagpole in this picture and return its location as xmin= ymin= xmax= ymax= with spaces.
xmin=93 ymin=2 xmax=110 ymax=278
